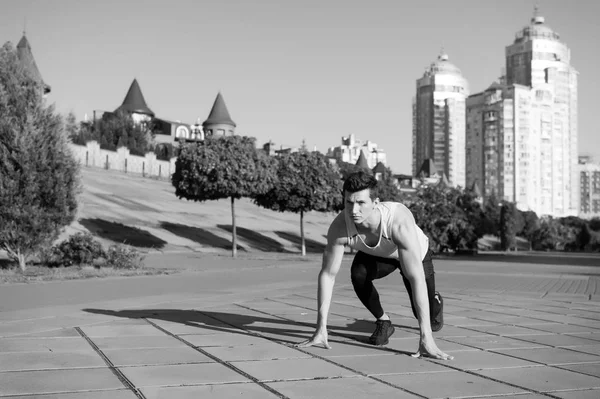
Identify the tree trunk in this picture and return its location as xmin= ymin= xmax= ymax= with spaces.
xmin=18 ymin=251 xmax=26 ymax=272
xmin=300 ymin=209 xmax=306 ymax=256
xmin=231 ymin=196 xmax=237 ymax=258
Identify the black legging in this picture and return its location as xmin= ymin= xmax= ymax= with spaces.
xmin=350 ymin=249 xmax=439 ymax=320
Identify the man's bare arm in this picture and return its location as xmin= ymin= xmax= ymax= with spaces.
xmin=392 ymin=209 xmax=453 ymax=360
xmin=296 ymin=215 xmax=346 ymax=349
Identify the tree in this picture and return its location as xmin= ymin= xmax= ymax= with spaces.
xmin=0 ymin=42 xmax=80 ymax=270
xmin=372 ymin=166 xmax=402 ymax=202
xmin=172 ymin=135 xmax=277 ymax=257
xmin=499 ymin=201 xmax=518 ymax=251
xmin=518 ymin=210 xmax=539 ymax=243
xmin=253 ymin=151 xmax=343 ymax=255
xmin=481 ymin=194 xmax=501 ymax=236
xmin=69 ymin=110 xmax=155 ymax=156
xmin=409 ymin=185 xmax=478 ymax=252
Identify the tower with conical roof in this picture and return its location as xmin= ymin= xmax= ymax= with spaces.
xmin=16 ymin=34 xmax=50 ymax=95
xmin=115 ymin=79 xmax=155 ymax=124
xmin=412 ymin=50 xmax=469 ymax=189
xmin=355 ymin=150 xmax=370 ymax=170
xmin=202 ymin=92 xmax=236 ymax=137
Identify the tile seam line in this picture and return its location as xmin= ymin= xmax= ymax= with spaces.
xmin=75 ymin=327 xmax=146 ymax=399
xmin=234 ymin=304 xmax=562 ymax=399
xmin=142 ymin=318 xmax=289 ymax=399
xmin=228 ymin=304 xmax=429 ymax=398
xmin=0 ymin=388 xmax=132 ymax=398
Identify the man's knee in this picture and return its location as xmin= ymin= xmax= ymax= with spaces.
xmin=350 ymin=263 xmax=368 ymax=286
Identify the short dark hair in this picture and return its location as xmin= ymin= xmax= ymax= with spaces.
xmin=343 ymin=171 xmax=378 ymax=199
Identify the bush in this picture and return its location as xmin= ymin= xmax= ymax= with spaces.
xmin=106 ymin=244 xmax=145 ymax=269
xmin=42 ymin=233 xmax=105 ymax=267
xmin=41 ymin=233 xmax=145 ymax=269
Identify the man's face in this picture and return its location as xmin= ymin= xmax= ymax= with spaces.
xmin=345 ymin=189 xmax=377 ymax=224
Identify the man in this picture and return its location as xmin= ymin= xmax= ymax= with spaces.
xmin=296 ymin=171 xmax=452 ymax=360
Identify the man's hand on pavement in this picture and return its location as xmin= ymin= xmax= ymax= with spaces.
xmin=411 ymin=338 xmax=454 ymax=360
xmin=295 ymin=329 xmax=331 ymax=349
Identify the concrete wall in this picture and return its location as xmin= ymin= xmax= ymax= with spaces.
xmin=69 ymin=141 xmax=176 ymax=180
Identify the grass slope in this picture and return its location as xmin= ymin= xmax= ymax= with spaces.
xmin=61 ymin=167 xmax=335 ymax=255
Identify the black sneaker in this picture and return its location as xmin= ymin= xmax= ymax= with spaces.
xmin=431 ymin=292 xmax=444 ymax=332
xmin=368 ymin=320 xmax=395 ymax=346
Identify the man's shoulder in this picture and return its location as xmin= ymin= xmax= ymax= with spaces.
xmin=329 ymin=212 xmax=347 ymax=232
xmin=327 ymin=212 xmax=349 ymax=245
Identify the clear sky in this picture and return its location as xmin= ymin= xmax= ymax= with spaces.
xmin=2 ymin=0 xmax=598 ymax=173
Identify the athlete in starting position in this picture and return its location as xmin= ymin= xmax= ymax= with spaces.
xmin=296 ymin=171 xmax=452 ymax=360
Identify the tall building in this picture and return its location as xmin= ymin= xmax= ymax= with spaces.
xmin=412 ymin=52 xmax=469 ymax=188
xmin=579 ymin=156 xmax=600 ymax=218
xmin=327 ymin=134 xmax=386 ymax=168
xmin=465 ymin=9 xmax=578 ymax=217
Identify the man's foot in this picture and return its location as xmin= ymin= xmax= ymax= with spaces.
xmin=369 ymin=320 xmax=395 ymax=345
xmin=431 ymin=292 xmax=444 ymax=332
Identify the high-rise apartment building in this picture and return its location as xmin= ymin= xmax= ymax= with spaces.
xmin=579 ymin=156 xmax=600 ymax=218
xmin=412 ymin=52 xmax=469 ymax=187
xmin=465 ymin=10 xmax=578 ymax=217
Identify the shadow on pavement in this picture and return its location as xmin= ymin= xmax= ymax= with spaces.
xmin=217 ymin=225 xmax=290 ymax=253
xmin=80 ymin=218 xmax=167 ymax=248
xmin=274 ymin=231 xmax=326 ymax=253
xmin=443 ymin=252 xmax=600 ymax=267
xmin=160 ymin=221 xmax=245 ymax=252
xmin=82 ymin=308 xmax=412 ymax=354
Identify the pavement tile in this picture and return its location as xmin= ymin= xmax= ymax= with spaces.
xmin=90 ymin=335 xmax=187 ymax=350
xmin=0 ymin=317 xmax=111 ymax=338
xmin=493 ymin=347 xmax=600 ymax=365
xmin=79 ymin=324 xmax=165 ymax=338
xmin=231 ymin=357 xmax=357 ymax=381
xmin=432 ymin=325 xmax=489 ymax=338
xmin=181 ymin=332 xmax=270 ymax=347
xmin=448 ymin=319 xmax=501 ymax=328
xmin=563 ymin=345 xmax=600 ymax=356
xmin=150 ymin=319 xmax=235 ymax=335
xmin=102 ymin=347 xmax=213 ymax=366
xmin=377 ymin=369 xmax=528 ymax=398
xmin=268 ymin=376 xmax=420 ymax=398
xmin=567 ymin=332 xmax=600 ymax=342
xmin=141 ymin=383 xmax=279 ymax=399
xmin=387 ymin=337 xmax=477 ymax=354
xmin=467 ymin=325 xmax=550 ymax=336
xmin=430 ymin=349 xmax=539 ymax=370
xmin=334 ymin=353 xmax=450 ymax=375
xmin=556 ymin=362 xmax=600 ymax=378
xmin=299 ymin=339 xmax=394 ymax=358
xmin=5 ymin=327 xmax=82 ymax=338
xmin=443 ymin=335 xmax=548 ymax=350
xmin=523 ymin=323 xmax=600 ymax=334
xmin=512 ymin=333 xmax=600 ymax=347
xmin=0 ymin=351 xmax=106 ymax=372
xmin=0 ymin=337 xmax=94 ymax=353
xmin=120 ymin=363 xmax=250 ymax=387
xmin=475 ymin=366 xmax=600 ymax=392
xmin=0 ymin=368 xmax=124 ymax=396
xmin=202 ymin=341 xmax=309 ymax=361
xmin=552 ymin=389 xmax=600 ymax=399
xmin=0 ymin=389 xmax=138 ymax=398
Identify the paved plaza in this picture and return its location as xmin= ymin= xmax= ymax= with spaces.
xmin=1 ymin=252 xmax=600 ymax=398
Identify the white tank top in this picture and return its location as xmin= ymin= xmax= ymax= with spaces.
xmin=344 ymin=202 xmax=430 ymax=261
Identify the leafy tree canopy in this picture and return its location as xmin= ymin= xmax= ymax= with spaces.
xmin=0 ymin=42 xmax=80 ymax=270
